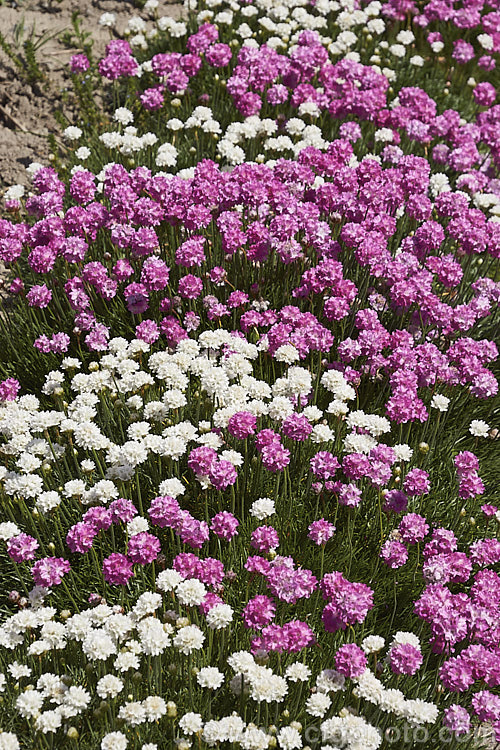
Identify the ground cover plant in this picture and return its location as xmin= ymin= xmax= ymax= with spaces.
xmin=0 ymin=0 xmax=499 ymax=747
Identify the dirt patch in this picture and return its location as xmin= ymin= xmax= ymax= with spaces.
xmin=0 ymin=0 xmax=182 ymax=189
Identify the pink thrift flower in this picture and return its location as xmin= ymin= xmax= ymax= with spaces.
xmin=7 ymin=533 xmax=39 ymax=562
xmin=210 ymin=511 xmax=239 ymax=541
xmin=335 ymin=644 xmax=367 ymax=678
xmin=251 ymin=526 xmax=279 ymax=553
xmin=389 ymin=643 xmax=423 ymax=675
xmin=308 ymin=519 xmax=335 ymax=545
xmin=102 ymin=553 xmax=134 ymax=585
xmin=127 ymin=532 xmax=161 ymax=564
xmin=32 ymin=557 xmax=71 ymax=587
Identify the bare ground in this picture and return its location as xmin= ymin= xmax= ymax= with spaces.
xmin=0 ymin=0 xmax=182 ymax=190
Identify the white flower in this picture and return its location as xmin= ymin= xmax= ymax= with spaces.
xmin=469 ymin=420 xmax=490 ymax=438
xmin=36 ymin=490 xmax=61 ymax=514
xmin=478 ymin=33 xmax=494 ymax=50
xmin=63 ymin=126 xmax=82 ymax=141
xmin=156 ymin=143 xmax=178 ymax=168
xmin=396 ymin=29 xmax=415 ymax=44
xmin=0 ymin=522 xmax=20 ymax=541
xmin=392 ymin=444 xmax=413 ymax=462
xmin=197 ymin=667 xmax=224 ymax=689
xmin=156 ymin=569 xmax=185 ymax=592
xmin=127 ymin=516 xmax=149 ymax=536
xmin=430 ymin=394 xmax=450 ymax=412
xmin=206 ymin=603 xmax=233 ymax=629
xmin=176 ymin=579 xmax=207 ymax=607
xmin=99 ymin=12 xmax=116 ymax=27
xmin=4 ymin=184 xmax=25 ymax=201
xmin=403 ymin=699 xmax=439 ymax=727
xmin=144 ymin=696 xmax=167 ymax=721
xmin=16 ymin=690 xmax=44 ymax=718
xmin=310 ymin=424 xmax=335 ymax=443
xmin=0 ymin=732 xmax=19 ymax=750
xmin=97 ymin=675 xmax=123 ymax=699
xmin=316 ymin=669 xmax=345 ymax=693
xmin=119 ymin=701 xmax=147 ymax=726
xmin=250 ymin=497 xmax=275 ymax=520
xmin=75 ymin=146 xmax=91 ymax=160
xmin=390 ymin=631 xmax=420 ymax=649
xmin=239 ymin=726 xmax=270 ymax=750
xmin=114 ymin=651 xmax=140 ymax=672
xmin=277 ymin=726 xmax=302 ymax=749
xmin=249 ymin=670 xmax=288 ymax=703
xmin=132 ymin=592 xmax=162 ymax=620
xmin=179 ymin=712 xmax=203 ymax=735
xmin=362 ymin=635 xmax=386 ymax=653
xmin=285 ymin=663 xmax=311 ymax=682
xmin=306 ymin=692 xmax=331 ymax=717
xmin=274 ymin=345 xmax=300 ymax=364
xmin=82 ymin=632 xmax=117 ymax=661
xmin=35 ymin=710 xmax=62 ymax=733
xmin=101 ymin=732 xmax=127 ymax=750
xmin=410 ymin=55 xmax=424 ymax=66
xmin=173 ymin=625 xmax=205 ymax=654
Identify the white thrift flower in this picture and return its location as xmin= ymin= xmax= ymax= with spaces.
xmin=99 ymin=13 xmax=116 ymax=27
xmin=239 ymin=726 xmax=270 ymax=750
xmin=35 ymin=710 xmax=62 ymax=733
xmin=206 ymin=604 xmax=233 ymax=629
xmin=0 ymin=522 xmax=20 ymax=540
xmin=285 ymin=663 xmax=311 ymax=682
xmin=176 ymin=579 xmax=207 ymax=607
xmin=430 ymin=394 xmax=450 ymax=412
xmin=306 ymin=692 xmax=331 ymax=717
xmin=250 ymin=497 xmax=275 ymax=520
xmin=362 ymin=635 xmax=386 ymax=653
xmin=127 ymin=516 xmax=149 ymax=536
xmin=16 ymin=690 xmax=44 ymax=718
xmin=75 ymin=147 xmax=91 ymax=160
xmin=101 ymin=732 xmax=127 ymax=750
xmin=197 ymin=667 xmax=224 ymax=689
xmin=143 ymin=696 xmax=167 ymax=721
xmin=277 ymin=725 xmax=303 ymax=749
xmin=63 ymin=126 xmax=82 ymax=141
xmin=392 ymin=444 xmax=413 ymax=462
xmin=97 ymin=675 xmax=123 ymax=699
xmin=119 ymin=701 xmax=147 ymax=726
xmin=310 ymin=424 xmax=335 ymax=443
xmin=174 ymin=625 xmax=205 ymax=654
xmin=156 ymin=569 xmax=184 ymax=592
xmin=469 ymin=420 xmax=490 ymax=437
xmin=0 ymin=733 xmax=19 ymax=749
xmin=179 ymin=712 xmax=203 ymax=735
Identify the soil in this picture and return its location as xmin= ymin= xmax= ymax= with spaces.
xmin=0 ymin=0 xmax=182 ymax=190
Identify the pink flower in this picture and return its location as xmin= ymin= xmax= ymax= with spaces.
xmin=389 ymin=643 xmax=423 ymax=675
xmin=127 ymin=532 xmax=161 ymax=564
xmin=7 ymin=533 xmax=39 ymax=562
xmin=210 ymin=511 xmax=239 ymax=541
xmin=308 ymin=519 xmax=335 ymax=545
xmin=335 ymin=644 xmax=367 ymax=678
xmin=251 ymin=526 xmax=279 ymax=553
xmin=243 ymin=595 xmax=276 ymax=629
xmin=228 ymin=411 xmax=257 ymax=439
xmin=32 ymin=557 xmax=71 ymax=587
xmin=102 ymin=553 xmax=134 ymax=585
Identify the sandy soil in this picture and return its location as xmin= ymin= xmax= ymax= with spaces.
xmin=0 ymin=0 xmax=182 ymax=190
